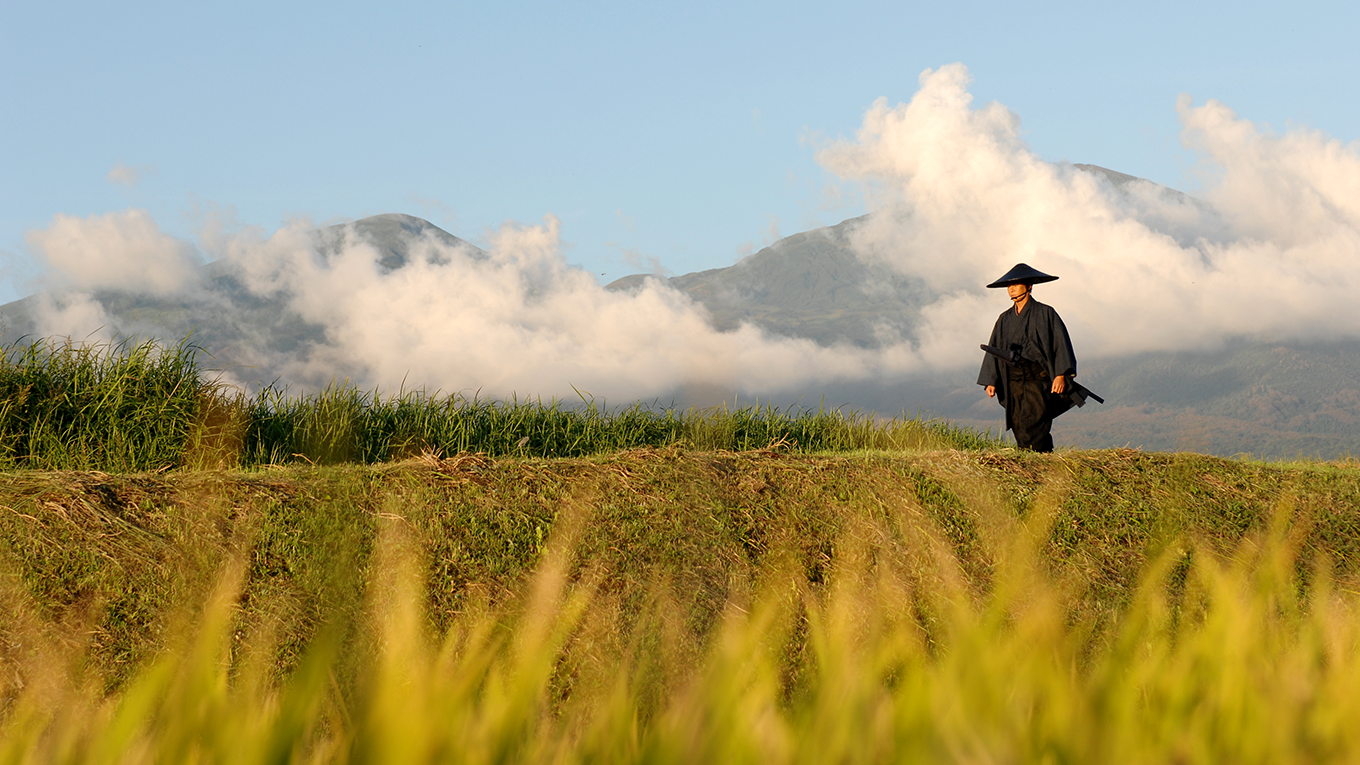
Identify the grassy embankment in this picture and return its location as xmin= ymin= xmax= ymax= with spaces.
xmin=2 ymin=339 xmax=1360 ymax=762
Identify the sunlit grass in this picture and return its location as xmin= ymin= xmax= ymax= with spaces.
xmin=2 ymin=483 xmax=1357 ymax=763
xmin=0 ymin=337 xmax=209 ymax=472
xmin=240 ymin=383 xmax=995 ymax=467
xmin=0 ymin=337 xmax=999 ymax=471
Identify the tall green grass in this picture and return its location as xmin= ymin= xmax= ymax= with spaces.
xmin=240 ymin=384 xmax=995 ymax=467
xmin=0 ymin=338 xmax=208 ymax=472
xmin=0 ymin=338 xmax=998 ymax=471
xmin=2 ymin=489 xmax=1356 ymax=763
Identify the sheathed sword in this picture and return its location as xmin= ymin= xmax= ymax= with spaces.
xmin=980 ymin=344 xmax=1105 ymax=405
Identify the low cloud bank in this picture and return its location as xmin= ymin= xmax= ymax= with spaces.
xmin=22 ymin=213 xmax=918 ymax=400
xmin=220 ymin=214 xmax=908 ymax=397
xmin=820 ymin=63 xmax=1360 ymax=368
xmin=16 ymin=63 xmax=1360 ymax=401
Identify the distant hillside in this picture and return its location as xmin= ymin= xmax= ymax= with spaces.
xmin=311 ymin=212 xmax=480 ymax=272
xmin=609 ymin=214 xmax=933 ymax=347
xmin=0 ymin=213 xmax=484 ymax=375
xmin=1047 ymin=341 xmax=1360 ymax=457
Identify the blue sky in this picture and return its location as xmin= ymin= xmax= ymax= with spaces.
xmin=3 ymin=0 xmax=1357 ymax=306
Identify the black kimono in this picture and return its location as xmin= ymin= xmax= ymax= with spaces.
xmin=976 ymin=298 xmax=1083 ymax=452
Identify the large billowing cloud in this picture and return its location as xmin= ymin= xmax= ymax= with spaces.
xmin=819 ymin=63 xmax=1360 ymax=368
xmin=22 ymin=210 xmax=916 ymax=399
xmin=16 ymin=63 xmax=1360 ymax=401
xmin=217 ymin=214 xmax=905 ymax=397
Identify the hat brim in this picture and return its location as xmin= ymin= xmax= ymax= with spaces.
xmin=986 ymin=274 xmax=1058 ymax=288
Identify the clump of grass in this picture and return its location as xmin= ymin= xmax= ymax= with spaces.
xmin=240 ymin=387 xmax=691 ymax=466
xmin=0 ymin=337 xmax=208 ymax=472
xmin=11 ymin=441 xmax=1360 ymax=701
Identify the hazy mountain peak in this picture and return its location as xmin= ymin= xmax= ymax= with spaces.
xmin=608 ymin=211 xmax=928 ymax=348
xmin=315 ymin=213 xmax=483 ymax=271
xmin=1073 ymin=162 xmax=1226 ymax=246
xmin=1073 ymin=163 xmax=1143 ymax=187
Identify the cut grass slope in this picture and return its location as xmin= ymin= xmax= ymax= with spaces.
xmin=3 ymin=447 xmax=1360 ymax=761
xmin=2 ymin=447 xmax=1358 ymax=687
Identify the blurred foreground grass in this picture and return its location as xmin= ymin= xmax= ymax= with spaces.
xmin=4 ymin=447 xmax=1360 ymax=762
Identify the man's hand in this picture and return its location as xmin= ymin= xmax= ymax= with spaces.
xmin=986 ymin=385 xmax=996 ymax=398
xmin=1051 ymin=376 xmax=1066 ymax=395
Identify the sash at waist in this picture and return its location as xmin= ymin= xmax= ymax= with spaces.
xmin=1006 ymin=362 xmax=1048 ymax=382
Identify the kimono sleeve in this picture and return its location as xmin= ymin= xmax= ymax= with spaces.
xmin=977 ymin=314 xmax=1005 ymax=388
xmin=1044 ymin=308 xmax=1077 ymax=379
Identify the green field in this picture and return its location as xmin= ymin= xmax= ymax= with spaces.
xmin=3 ymin=340 xmax=1360 ymax=762
xmin=0 ymin=338 xmax=992 ymax=473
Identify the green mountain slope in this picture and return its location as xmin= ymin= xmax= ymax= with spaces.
xmin=1047 ymin=341 xmax=1360 ymax=457
xmin=610 ymin=214 xmax=933 ymax=347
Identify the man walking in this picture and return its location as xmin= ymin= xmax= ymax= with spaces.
xmin=977 ymin=263 xmax=1087 ymax=453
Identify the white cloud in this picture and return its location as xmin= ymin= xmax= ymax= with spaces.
xmin=211 ymin=214 xmax=909 ymax=398
xmin=31 ymin=292 xmax=114 ymax=343
xmin=818 ymin=63 xmax=1360 ymax=364
xmin=105 ymin=162 xmax=156 ymax=188
xmin=25 ymin=209 xmax=201 ymax=296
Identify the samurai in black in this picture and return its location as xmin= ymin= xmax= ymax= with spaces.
xmin=976 ymin=263 xmax=1087 ymax=453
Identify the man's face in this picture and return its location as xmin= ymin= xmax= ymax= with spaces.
xmin=1007 ymin=283 xmax=1031 ymax=302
